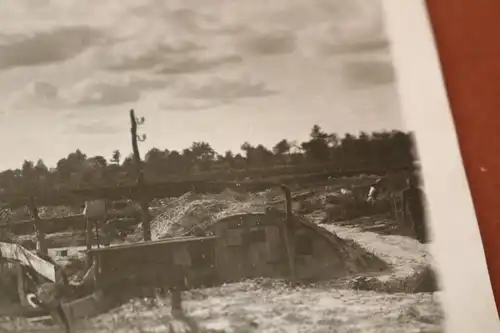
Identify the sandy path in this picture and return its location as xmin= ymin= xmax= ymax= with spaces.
xmin=321 ymin=223 xmax=434 ymax=280
xmin=61 ymin=278 xmax=441 ymax=333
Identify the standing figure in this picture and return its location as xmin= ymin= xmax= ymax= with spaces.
xmin=402 ymin=175 xmax=428 ymax=243
xmin=366 ymin=178 xmax=383 ymax=205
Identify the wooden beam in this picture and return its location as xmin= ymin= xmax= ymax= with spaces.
xmin=0 ymin=241 xmax=58 ymax=282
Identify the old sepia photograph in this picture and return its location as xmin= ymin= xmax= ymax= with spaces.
xmin=0 ymin=0 xmax=478 ymax=332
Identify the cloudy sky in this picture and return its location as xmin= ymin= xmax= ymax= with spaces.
xmin=0 ymin=0 xmax=403 ymax=171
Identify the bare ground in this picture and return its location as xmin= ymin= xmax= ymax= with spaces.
xmin=0 ymin=222 xmax=443 ymax=333
xmin=76 ymin=280 xmax=442 ymax=333
xmin=0 ymin=184 xmax=443 ymax=332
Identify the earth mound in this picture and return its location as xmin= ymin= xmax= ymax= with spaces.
xmin=129 ymin=189 xmax=268 ymax=241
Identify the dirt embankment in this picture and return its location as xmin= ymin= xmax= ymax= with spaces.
xmin=128 ymin=190 xmax=269 ymax=241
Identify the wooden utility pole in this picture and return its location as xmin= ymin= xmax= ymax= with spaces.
xmin=130 ymin=109 xmax=151 ymax=241
xmin=279 ymin=184 xmax=296 ymax=285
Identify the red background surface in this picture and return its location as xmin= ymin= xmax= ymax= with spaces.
xmin=426 ymin=0 xmax=500 ymax=312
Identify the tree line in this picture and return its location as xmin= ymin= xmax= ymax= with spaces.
xmin=0 ymin=125 xmax=416 ymax=195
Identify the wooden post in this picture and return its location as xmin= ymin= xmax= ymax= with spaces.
xmin=15 ymin=263 xmax=30 ymax=308
xmin=28 ymin=197 xmax=48 ymax=256
xmin=130 ymin=109 xmax=151 ymax=241
xmin=94 ymin=219 xmax=101 ymax=249
xmin=279 ymin=184 xmax=296 ymax=285
xmin=85 ymin=215 xmax=93 ymax=270
xmin=83 ymin=200 xmax=106 ymax=268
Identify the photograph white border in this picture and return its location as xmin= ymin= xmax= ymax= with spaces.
xmin=383 ymin=1 xmax=499 ymax=331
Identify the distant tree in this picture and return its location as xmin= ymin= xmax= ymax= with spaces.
xmin=121 ymin=154 xmax=136 ymax=182
xmin=232 ymin=153 xmax=246 ymax=169
xmin=223 ymin=150 xmax=235 ymax=169
xmin=338 ymin=133 xmax=358 ymax=167
xmin=310 ymin=125 xmax=329 ymax=141
xmin=54 ymin=149 xmax=88 ymax=186
xmin=355 ymin=132 xmax=371 ymax=165
xmin=0 ymin=126 xmax=417 ymax=192
xmin=67 ymin=149 xmax=87 ymax=166
xmin=144 ymin=148 xmax=168 ymax=179
xmin=223 ymin=150 xmax=234 ymax=162
xmin=87 ymin=156 xmax=107 ymax=169
xmin=273 ymin=139 xmax=291 ymax=165
xmin=165 ymin=150 xmax=186 ymax=175
xmin=181 ymin=148 xmax=195 ymax=172
xmin=110 ymin=150 xmax=121 ymax=165
xmin=20 ymin=159 xmax=51 ymax=195
xmin=0 ymin=169 xmax=21 ymax=192
xmin=301 ymin=125 xmax=330 ymax=162
xmin=240 ymin=142 xmax=274 ymax=167
xmin=370 ymin=131 xmax=393 ymax=168
xmin=190 ymin=141 xmax=215 ymax=170
xmin=34 ymin=159 xmax=49 ymax=174
xmin=250 ymin=145 xmax=275 ymax=167
xmin=145 ymin=148 xmax=163 ymax=163
xmin=240 ymin=142 xmax=253 ymax=159
xmin=289 ymin=141 xmax=303 ymax=154
xmin=390 ymin=130 xmax=414 ymax=165
xmin=33 ymin=159 xmax=50 ymax=190
xmin=21 ymin=160 xmax=36 ymax=192
xmin=55 ymin=158 xmax=70 ymax=182
xmin=21 ymin=160 xmax=34 ymax=176
xmin=326 ymin=133 xmax=339 ymax=148
xmin=273 ymin=139 xmax=291 ymax=156
xmin=79 ymin=156 xmax=107 ymax=186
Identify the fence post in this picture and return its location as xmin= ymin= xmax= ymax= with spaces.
xmin=279 ymin=184 xmax=297 ymax=285
xmin=171 ymin=289 xmax=182 ymax=313
xmin=29 ymin=197 xmax=48 ymax=256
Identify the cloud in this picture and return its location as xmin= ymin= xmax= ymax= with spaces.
xmin=129 ymin=6 xmax=212 ymax=34
xmin=81 ymin=2 xmax=247 ymax=76
xmin=88 ymin=18 xmax=242 ymax=76
xmin=340 ymin=60 xmax=395 ymax=89
xmin=74 ymin=121 xmax=120 ymax=134
xmin=168 ymin=8 xmax=212 ymax=34
xmin=0 ymin=26 xmax=104 ymax=70
xmin=67 ymin=76 xmax=170 ymax=107
xmin=297 ymin=0 xmax=387 ymax=57
xmin=155 ymin=54 xmax=243 ymax=75
xmin=158 ymin=75 xmax=275 ymax=112
xmin=321 ymin=39 xmax=389 ymax=55
xmin=159 ymin=99 xmax=226 ymax=112
xmin=10 ymin=75 xmax=170 ymax=109
xmin=179 ymin=76 xmax=277 ymax=100
xmin=2 ymin=0 xmax=393 ymax=116
xmin=103 ymin=42 xmax=205 ymax=72
xmin=78 ymin=0 xmax=386 ymax=81
xmin=238 ymin=31 xmax=297 ymax=56
xmin=9 ymin=81 xmax=61 ymax=109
